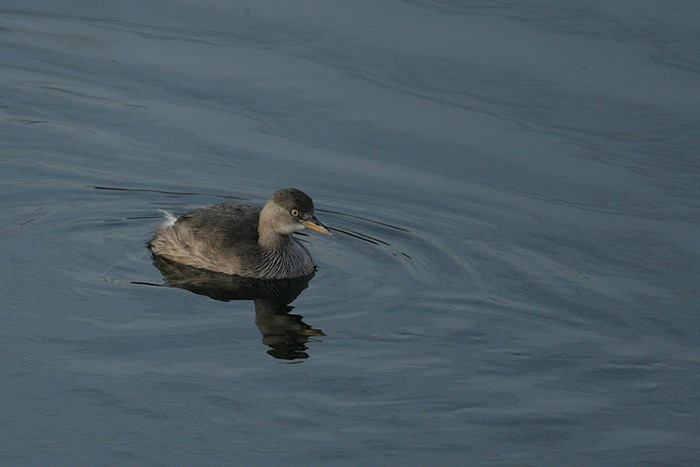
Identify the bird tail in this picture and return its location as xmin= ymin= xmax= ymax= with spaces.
xmin=158 ymin=209 xmax=177 ymax=227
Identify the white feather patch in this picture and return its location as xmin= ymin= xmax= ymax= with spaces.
xmin=158 ymin=209 xmax=177 ymax=227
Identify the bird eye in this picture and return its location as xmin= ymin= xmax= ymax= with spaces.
xmin=290 ymin=208 xmax=299 ymax=217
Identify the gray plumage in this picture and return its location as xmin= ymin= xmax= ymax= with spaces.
xmin=149 ymin=188 xmax=331 ymax=279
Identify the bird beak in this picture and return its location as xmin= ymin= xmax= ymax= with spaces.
xmin=302 ymin=217 xmax=332 ymax=235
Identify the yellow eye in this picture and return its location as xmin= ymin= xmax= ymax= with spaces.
xmin=290 ymin=208 xmax=299 ymax=217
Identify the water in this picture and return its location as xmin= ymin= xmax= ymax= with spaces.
xmin=2 ymin=1 xmax=699 ymax=464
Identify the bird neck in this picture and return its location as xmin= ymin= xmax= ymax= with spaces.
xmin=258 ymin=204 xmax=293 ymax=250
xmin=258 ymin=227 xmax=293 ymax=250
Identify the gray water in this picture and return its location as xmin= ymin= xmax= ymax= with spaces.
xmin=2 ymin=1 xmax=699 ymax=465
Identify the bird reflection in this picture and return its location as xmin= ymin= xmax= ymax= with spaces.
xmin=151 ymin=254 xmax=324 ymax=360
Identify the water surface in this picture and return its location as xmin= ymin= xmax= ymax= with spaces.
xmin=1 ymin=1 xmax=699 ymax=464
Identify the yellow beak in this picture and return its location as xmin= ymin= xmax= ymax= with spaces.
xmin=302 ymin=217 xmax=332 ymax=235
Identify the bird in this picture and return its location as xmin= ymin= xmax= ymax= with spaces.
xmin=149 ymin=188 xmax=331 ymax=279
